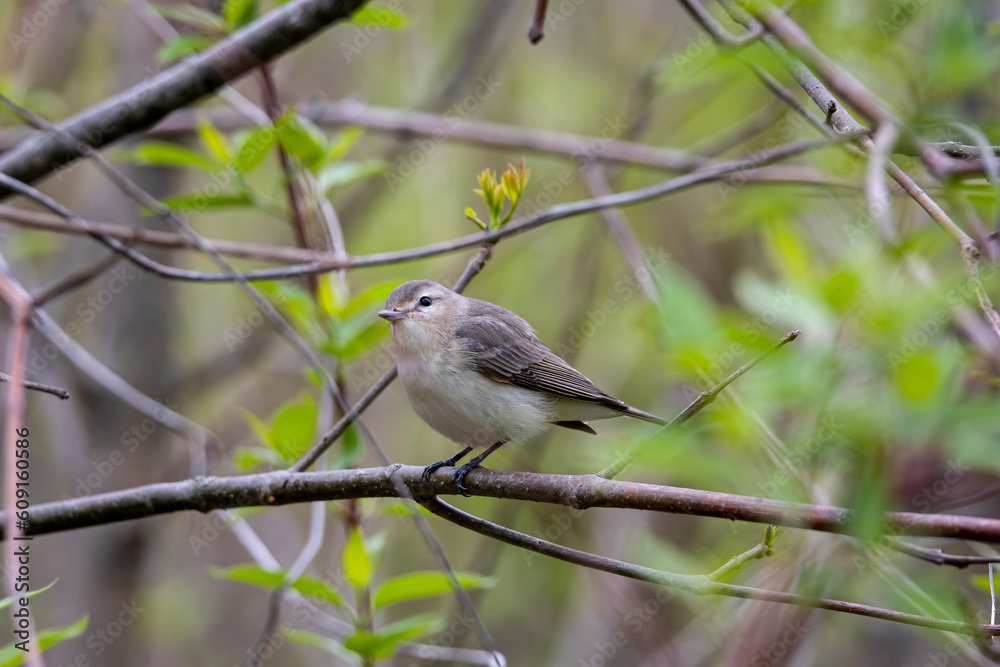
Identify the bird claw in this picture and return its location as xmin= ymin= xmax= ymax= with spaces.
xmin=421 ymin=460 xmax=451 ymax=486
xmin=454 ymin=463 xmax=480 ymax=496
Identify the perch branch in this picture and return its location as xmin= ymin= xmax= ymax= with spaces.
xmin=11 ymin=465 xmax=1000 ymax=543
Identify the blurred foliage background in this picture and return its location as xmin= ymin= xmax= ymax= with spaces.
xmin=1 ymin=0 xmax=1000 ymax=665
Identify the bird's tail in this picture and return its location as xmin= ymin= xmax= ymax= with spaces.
xmin=621 ymin=405 xmax=668 ymax=426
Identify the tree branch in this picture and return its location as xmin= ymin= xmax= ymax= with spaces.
xmin=599 ymin=328 xmax=800 ymax=479
xmin=12 ymin=465 xmax=1000 ymax=543
xmin=3 ymin=138 xmax=831 ymax=283
xmin=0 ymin=205 xmax=327 ymax=264
xmin=0 ymin=0 xmax=367 ymax=194
xmin=0 ymin=372 xmax=69 ymax=400
xmin=422 ymin=498 xmax=1000 ymax=638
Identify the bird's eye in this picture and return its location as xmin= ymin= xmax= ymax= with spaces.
xmin=419 ymin=296 xmax=432 ymax=307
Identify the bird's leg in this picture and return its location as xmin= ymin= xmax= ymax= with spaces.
xmin=454 ymin=441 xmax=506 ymax=495
xmin=422 ymin=446 xmax=473 ymax=485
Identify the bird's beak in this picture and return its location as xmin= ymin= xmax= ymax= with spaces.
xmin=378 ymin=309 xmax=406 ymax=322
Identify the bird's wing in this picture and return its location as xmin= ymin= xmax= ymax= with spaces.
xmin=454 ymin=308 xmax=631 ymax=409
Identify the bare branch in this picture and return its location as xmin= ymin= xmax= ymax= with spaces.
xmin=30 ymin=250 xmax=124 ymax=306
xmin=599 ymin=329 xmax=800 ymax=479
xmin=11 ymin=464 xmax=1000 ymax=543
xmin=676 ymin=0 xmax=763 ymax=47
xmin=424 ymin=498 xmax=1000 ymax=637
xmin=0 ymin=0 xmax=367 ymax=193
xmin=0 ymin=205 xmax=326 ymax=263
xmin=889 ymin=541 xmax=1000 ymax=569
xmin=4 ymin=138 xmax=830 ymax=283
xmin=0 ymin=373 xmax=69 ymax=400
xmin=528 ymin=0 xmax=549 ymax=43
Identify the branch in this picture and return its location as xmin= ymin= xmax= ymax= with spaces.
xmin=145 ymin=100 xmax=701 ymax=172
xmin=528 ymin=0 xmax=549 ymax=43
xmin=12 ymin=465 xmax=1000 ymax=543
xmin=0 ymin=258 xmax=218 ymax=448
xmin=708 ymin=0 xmax=1000 ymax=344
xmin=889 ymin=541 xmax=1000 ymax=569
xmin=0 ymin=0 xmax=367 ymax=194
xmin=0 ymin=373 xmax=69 ymax=400
xmin=423 ymin=498 xmax=1000 ymax=638
xmin=676 ymin=0 xmax=763 ymax=47
xmin=1 ymin=138 xmax=829 ymax=284
xmin=0 ymin=205 xmax=327 ymax=264
xmin=599 ymin=328 xmax=800 ymax=479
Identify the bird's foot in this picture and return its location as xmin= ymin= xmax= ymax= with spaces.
xmin=454 ymin=463 xmax=481 ymax=496
xmin=422 ymin=459 xmax=453 ymax=486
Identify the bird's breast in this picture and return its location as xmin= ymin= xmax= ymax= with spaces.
xmin=396 ymin=353 xmax=555 ymax=447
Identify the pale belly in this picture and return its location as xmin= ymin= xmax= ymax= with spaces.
xmin=397 ymin=357 xmax=555 ymax=448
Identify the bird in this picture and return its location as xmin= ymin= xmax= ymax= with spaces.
xmin=378 ymin=280 xmax=666 ymax=492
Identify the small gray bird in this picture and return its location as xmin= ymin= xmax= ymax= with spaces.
xmin=378 ymin=280 xmax=666 ymax=491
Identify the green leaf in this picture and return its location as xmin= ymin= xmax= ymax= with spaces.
xmin=351 ymin=4 xmax=411 ymax=29
xmin=343 ymin=614 xmax=441 ymax=659
xmin=373 ymin=571 xmax=495 ymax=609
xmin=160 ymin=191 xmax=253 ymax=213
xmin=465 ymin=206 xmax=487 ymax=230
xmin=128 ymin=142 xmax=217 ymax=171
xmin=232 ymin=446 xmax=284 ymax=471
xmin=149 ymin=3 xmax=226 ymax=32
xmin=328 ymin=423 xmax=363 ymax=470
xmin=0 ymin=579 xmax=58 ymax=610
xmin=894 ymin=353 xmax=939 ymax=402
xmin=277 ymin=113 xmax=328 ymax=169
xmin=342 ymin=527 xmax=372 ymax=589
xmin=269 ymin=394 xmax=318 ymax=461
xmin=157 ymin=34 xmax=216 ymax=63
xmin=317 ymin=160 xmax=386 ymax=191
xmin=338 ymin=283 xmax=398 ymax=318
xmin=209 ymin=565 xmax=345 ymax=609
xmin=233 ymin=127 xmax=278 ymax=173
xmin=287 ymin=630 xmax=360 ymax=664
xmin=257 ymin=280 xmax=324 ymax=342
xmin=324 ymin=127 xmax=365 ymax=163
xmin=325 ymin=318 xmax=389 ymax=361
xmin=0 ymin=615 xmax=88 ymax=666
xmin=223 ymin=0 xmax=257 ymax=30
xmin=197 ymin=119 xmax=233 ymax=163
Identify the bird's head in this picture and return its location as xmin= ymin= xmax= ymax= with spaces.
xmin=379 ymin=280 xmax=462 ymax=351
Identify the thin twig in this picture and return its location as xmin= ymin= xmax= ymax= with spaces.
xmin=257 ymin=64 xmax=316 ymax=294
xmin=740 ymin=0 xmax=893 ymax=125
xmin=148 ymin=100 xmax=700 ymax=172
xmin=0 ymin=138 xmax=830 ymax=284
xmin=30 ymin=250 xmax=124 ymax=306
xmin=864 ymin=121 xmax=899 ymax=243
xmin=580 ymin=165 xmax=660 ymax=305
xmin=888 ymin=541 xmax=1000 ymax=570
xmin=0 ymin=205 xmax=326 ymax=263
xmin=0 ymin=373 xmax=69 ymax=400
xmin=422 ymin=498 xmax=1000 ymax=637
xmin=0 ymin=257 xmax=217 ymax=447
xmin=528 ymin=0 xmax=549 ymax=43
xmin=598 ymin=328 xmax=800 ymax=479
xmin=709 ymin=0 xmax=1000 ymax=345
xmin=676 ymin=0 xmax=764 ymax=47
